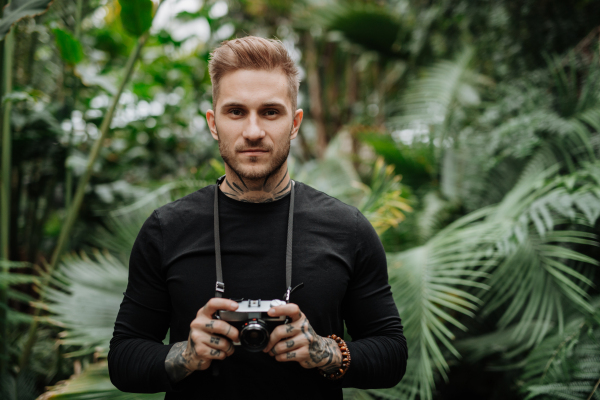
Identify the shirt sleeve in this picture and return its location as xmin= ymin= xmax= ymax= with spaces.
xmin=341 ymin=210 xmax=408 ymax=389
xmin=108 ymin=210 xmax=177 ymax=393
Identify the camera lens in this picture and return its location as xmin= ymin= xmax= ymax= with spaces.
xmin=240 ymin=319 xmax=269 ymax=352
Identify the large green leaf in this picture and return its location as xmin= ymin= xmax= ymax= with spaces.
xmin=53 ymin=28 xmax=84 ymax=65
xmin=0 ymin=0 xmax=54 ymax=40
xmin=327 ymin=4 xmax=402 ymax=56
xmin=118 ymin=0 xmax=153 ymax=37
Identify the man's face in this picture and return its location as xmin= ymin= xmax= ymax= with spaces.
xmin=206 ymin=69 xmax=303 ymax=180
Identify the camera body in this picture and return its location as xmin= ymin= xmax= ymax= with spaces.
xmin=216 ymin=299 xmax=287 ymax=352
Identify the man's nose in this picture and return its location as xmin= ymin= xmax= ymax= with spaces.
xmin=242 ymin=113 xmax=265 ymax=141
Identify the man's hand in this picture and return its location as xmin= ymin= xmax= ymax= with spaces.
xmin=165 ymin=298 xmax=239 ymax=383
xmin=262 ymin=303 xmax=343 ymax=374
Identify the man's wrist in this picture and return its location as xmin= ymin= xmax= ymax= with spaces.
xmin=165 ymin=341 xmax=195 ymax=384
xmin=315 ymin=337 xmax=343 ymax=372
xmin=317 ymin=335 xmax=351 ymax=380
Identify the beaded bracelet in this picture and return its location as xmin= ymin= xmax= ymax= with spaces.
xmin=318 ymin=334 xmax=351 ymax=380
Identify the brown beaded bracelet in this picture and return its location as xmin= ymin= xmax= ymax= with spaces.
xmin=318 ymin=334 xmax=351 ymax=380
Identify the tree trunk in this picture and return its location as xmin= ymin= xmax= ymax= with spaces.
xmin=304 ymin=32 xmax=328 ymax=159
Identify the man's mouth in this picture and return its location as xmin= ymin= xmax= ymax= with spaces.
xmin=239 ymin=149 xmax=269 ymax=156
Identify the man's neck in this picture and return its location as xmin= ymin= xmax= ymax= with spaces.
xmin=219 ymin=167 xmax=292 ymax=203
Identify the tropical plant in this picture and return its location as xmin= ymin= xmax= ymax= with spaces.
xmin=5 ymin=0 xmax=600 ymax=398
xmin=520 ymin=303 xmax=600 ymax=400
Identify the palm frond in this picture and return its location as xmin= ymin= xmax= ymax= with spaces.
xmin=381 ymin=155 xmax=600 ymax=397
xmin=44 ymin=250 xmax=128 ymax=356
xmin=39 ymin=363 xmax=163 ymax=400
xmin=456 ymin=321 xmax=556 ymax=362
xmin=413 ymin=191 xmax=454 ymax=244
xmin=1 ymin=261 xmax=39 ymax=325
xmin=107 ymin=179 xmax=210 ymax=218
xmin=342 ymin=388 xmax=376 ymax=400
xmin=389 ymin=47 xmax=484 ymax=135
xmin=381 ymin=221 xmax=494 ymax=400
xmin=520 ymin=306 xmax=600 ymax=400
xmin=355 ymin=158 xmax=412 ymax=235
xmin=479 ymin=160 xmax=600 ymax=343
xmin=91 ymin=179 xmax=210 ymax=255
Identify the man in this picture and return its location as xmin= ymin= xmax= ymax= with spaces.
xmin=108 ymin=36 xmax=407 ymax=399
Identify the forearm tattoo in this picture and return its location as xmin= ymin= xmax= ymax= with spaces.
xmin=220 ymin=169 xmax=292 ymax=203
xmin=165 ymin=337 xmax=200 ymax=383
xmin=299 ymin=316 xmax=342 ymax=372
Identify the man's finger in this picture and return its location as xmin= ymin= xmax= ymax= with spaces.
xmin=200 ymin=333 xmax=235 ymax=356
xmin=271 ymin=337 xmax=303 ymax=356
xmin=262 ymin=323 xmax=298 ymax=354
xmin=191 ymin=318 xmax=239 ymax=342
xmin=275 ymin=347 xmax=309 ymax=363
xmin=198 ymin=298 xmax=239 ymax=317
xmin=266 ymin=303 xmax=302 ymax=322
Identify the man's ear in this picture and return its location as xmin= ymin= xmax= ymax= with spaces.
xmin=290 ymin=109 xmax=303 ymax=140
xmin=206 ymin=109 xmax=219 ymax=141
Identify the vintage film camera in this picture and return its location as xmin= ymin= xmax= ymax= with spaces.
xmin=216 ymin=299 xmax=287 ymax=352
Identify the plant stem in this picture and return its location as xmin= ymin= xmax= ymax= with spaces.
xmin=304 ymin=32 xmax=327 ymax=159
xmin=18 ymin=30 xmax=150 ymax=373
xmin=75 ymin=0 xmax=83 ymax=39
xmin=0 ymin=26 xmax=14 ymax=380
xmin=587 ymin=376 xmax=600 ymax=400
xmin=65 ymin=0 xmax=84 ymax=215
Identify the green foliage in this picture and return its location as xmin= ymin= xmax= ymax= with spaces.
xmin=355 ymin=157 xmax=413 ymax=235
xmin=0 ymin=261 xmax=37 ymax=324
xmin=316 ymin=3 xmax=403 ymax=57
xmin=118 ymin=0 xmax=154 ymax=37
xmin=53 ymin=27 xmax=84 ymax=65
xmin=42 ymin=363 xmax=163 ymax=399
xmin=521 ymin=308 xmax=600 ymax=400
xmin=44 ymin=250 xmax=128 ymax=357
xmin=384 ymin=223 xmax=491 ymax=400
xmin=5 ymin=0 xmax=600 ymax=398
xmin=359 ymin=131 xmax=434 ymax=190
xmin=0 ymin=0 xmax=54 ymax=40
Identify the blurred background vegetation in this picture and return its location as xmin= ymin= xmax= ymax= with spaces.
xmin=1 ymin=0 xmax=600 ymax=399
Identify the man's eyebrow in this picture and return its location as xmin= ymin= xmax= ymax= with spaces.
xmin=220 ymin=101 xmax=287 ymax=109
xmin=221 ymin=102 xmax=246 ymax=108
xmin=261 ymin=102 xmax=287 ymax=108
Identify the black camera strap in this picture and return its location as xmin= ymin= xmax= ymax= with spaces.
xmin=213 ymin=175 xmax=296 ymax=302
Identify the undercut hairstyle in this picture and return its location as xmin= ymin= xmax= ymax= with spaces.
xmin=208 ymin=36 xmax=300 ymax=110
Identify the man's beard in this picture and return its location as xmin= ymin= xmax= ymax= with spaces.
xmin=217 ymin=126 xmax=292 ymax=180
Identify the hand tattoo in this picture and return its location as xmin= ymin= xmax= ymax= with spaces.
xmin=286 ymin=352 xmax=296 ymax=359
xmin=285 ymin=324 xmax=294 ymax=333
xmin=299 ymin=317 xmax=342 ymax=371
xmin=210 ymin=349 xmax=220 ymax=357
xmin=165 ymin=339 xmax=195 ymax=383
xmin=205 ymin=321 xmax=214 ymax=329
xmin=210 ymin=336 xmax=220 ymax=344
xmin=286 ymin=340 xmax=294 ymax=348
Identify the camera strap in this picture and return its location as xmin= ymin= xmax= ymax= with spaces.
xmin=213 ymin=175 xmax=295 ymax=302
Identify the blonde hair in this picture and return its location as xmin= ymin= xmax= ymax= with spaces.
xmin=208 ymin=36 xmax=300 ymax=110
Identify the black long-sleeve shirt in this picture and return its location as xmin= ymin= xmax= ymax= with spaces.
xmin=108 ymin=181 xmax=407 ymax=399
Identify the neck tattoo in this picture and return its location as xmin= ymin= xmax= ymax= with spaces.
xmin=220 ymin=168 xmax=292 ymax=203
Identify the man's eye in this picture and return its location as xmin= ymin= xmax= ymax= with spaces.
xmin=230 ymin=109 xmax=242 ymax=116
xmin=265 ymin=110 xmax=278 ymax=116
